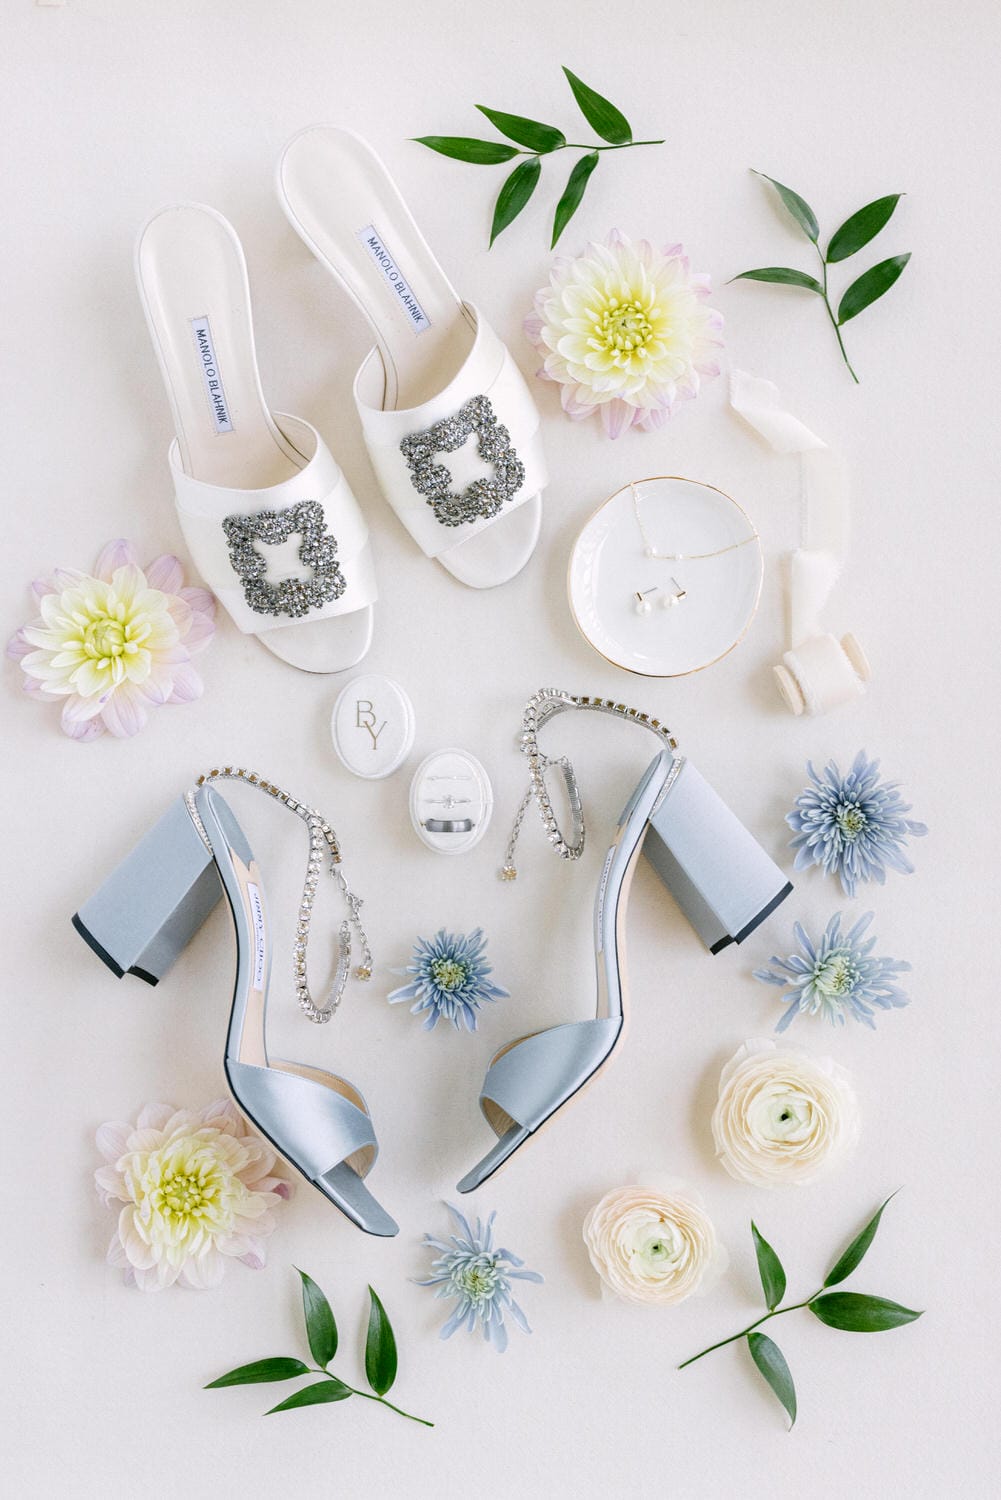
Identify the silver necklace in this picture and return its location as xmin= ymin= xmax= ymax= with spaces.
xmin=186 ymin=766 xmax=372 ymax=1025
xmin=501 ymin=688 xmax=679 ymax=880
xmin=631 ymin=479 xmax=759 ymax=560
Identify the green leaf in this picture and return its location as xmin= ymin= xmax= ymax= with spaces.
xmin=475 ymin=106 xmax=564 ymax=153
xmin=731 ymin=266 xmax=823 ymax=293
xmin=752 ymin=170 xmax=820 ymax=244
xmin=411 ymin=136 xmax=519 ymax=165
xmin=205 ymin=1357 xmax=310 ymax=1388
xmin=824 ymin=1191 xmax=900 ymax=1287
xmin=809 ymin=1292 xmax=923 ymax=1332
xmin=551 ymin=151 xmax=599 ymax=248
xmin=751 ymin=1223 xmax=787 ymax=1311
xmin=747 ymin=1332 xmax=797 ymax=1428
xmin=826 ymin=194 xmax=903 ymax=263
xmin=265 ymin=1378 xmax=354 ymax=1414
xmin=837 ymin=253 xmax=911 ymax=324
xmin=562 ymin=67 xmax=632 ymax=145
xmin=365 ymin=1286 xmax=398 ymax=1396
xmin=489 ymin=156 xmax=541 ymax=246
xmin=297 ymin=1268 xmax=337 ymax=1368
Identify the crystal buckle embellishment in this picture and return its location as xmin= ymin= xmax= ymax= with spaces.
xmin=399 ymin=394 xmax=526 ymax=528
xmin=222 ymin=500 xmax=346 ymax=619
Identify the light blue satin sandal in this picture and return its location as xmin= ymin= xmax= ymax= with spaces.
xmin=73 ymin=768 xmax=398 ymax=1237
xmin=457 ymin=690 xmax=793 ymax=1193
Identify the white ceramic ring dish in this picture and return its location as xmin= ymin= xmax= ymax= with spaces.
xmin=568 ymin=476 xmax=763 ymax=678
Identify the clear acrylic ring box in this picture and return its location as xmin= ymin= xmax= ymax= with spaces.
xmin=568 ymin=476 xmax=763 ymax=677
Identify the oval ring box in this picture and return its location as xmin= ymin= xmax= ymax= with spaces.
xmin=409 ymin=748 xmax=493 ymax=854
xmin=331 ymin=673 xmax=415 ymax=779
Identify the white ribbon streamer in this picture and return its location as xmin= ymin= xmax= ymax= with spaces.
xmin=730 ymin=370 xmax=871 ymax=716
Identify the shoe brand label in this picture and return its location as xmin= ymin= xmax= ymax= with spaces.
xmin=246 ymin=881 xmax=266 ymax=989
xmin=356 ymin=225 xmax=431 ymax=333
xmin=190 ymin=315 xmax=234 ymax=433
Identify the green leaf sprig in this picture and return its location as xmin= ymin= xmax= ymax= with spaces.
xmin=206 ymin=1269 xmax=433 ymax=1427
xmin=414 ymin=67 xmax=664 ymax=248
xmin=733 ymin=172 xmax=911 ymax=382
xmin=679 ymin=1193 xmax=922 ymax=1428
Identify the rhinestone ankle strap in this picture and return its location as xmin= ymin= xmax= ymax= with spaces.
xmin=186 ymin=766 xmax=372 ymax=1025
xmin=501 ymin=689 xmax=679 ymax=879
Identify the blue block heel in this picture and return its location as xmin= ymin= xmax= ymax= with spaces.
xmin=458 ymin=690 xmax=792 ymax=1193
xmin=73 ymin=771 xmax=398 ymax=1237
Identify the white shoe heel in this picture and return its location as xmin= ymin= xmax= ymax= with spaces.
xmin=136 ymin=202 xmax=377 ymax=673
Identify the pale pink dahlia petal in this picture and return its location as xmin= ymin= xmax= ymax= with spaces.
xmin=61 ymin=691 xmax=105 ymax=723
xmin=239 ymin=1249 xmax=267 ymax=1271
xmin=99 ymin=683 xmax=149 ymax=739
xmin=96 ymin=1120 xmax=133 ymax=1162
xmin=179 ymin=1248 xmax=226 ymax=1290
xmin=6 ymin=628 xmax=35 ymax=661
xmin=601 ymin=399 xmax=636 ymax=439
xmin=179 ymin=585 xmax=216 ymax=616
xmin=94 ymin=1165 xmax=126 ymax=1205
xmin=136 ymin=1102 xmax=177 ymax=1132
xmin=164 ymin=593 xmax=194 ymax=637
xmin=93 ymin=540 xmax=139 ymax=582
xmin=143 ymin=553 xmax=185 ymax=594
xmin=252 ymin=1176 xmax=292 ymax=1200
xmin=62 ymin=706 xmax=106 ymax=741
xmin=179 ymin=609 xmax=215 ymax=652
xmin=165 ymin=662 xmax=204 ymax=705
xmin=199 ymin=1098 xmax=241 ymax=1131
xmin=107 ymin=1232 xmax=129 ymax=1269
xmin=32 ymin=567 xmax=85 ymax=599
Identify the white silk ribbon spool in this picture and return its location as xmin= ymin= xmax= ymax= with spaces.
xmin=730 ymin=370 xmax=871 ymax=716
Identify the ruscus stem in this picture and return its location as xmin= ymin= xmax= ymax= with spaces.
xmin=516 ymin=140 xmax=665 ymax=155
xmin=818 ymin=245 xmax=860 ymax=383
xmin=677 ymin=1297 xmax=817 ymax=1371
xmin=312 ymin=1372 xmax=433 ymax=1427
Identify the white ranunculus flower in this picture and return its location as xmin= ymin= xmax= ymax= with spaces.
xmin=582 ymin=1184 xmax=726 ymax=1306
xmin=711 ymin=1039 xmax=860 ymax=1187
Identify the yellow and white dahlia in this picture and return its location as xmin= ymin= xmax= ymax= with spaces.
xmin=95 ymin=1100 xmax=290 ymax=1291
xmin=8 ymin=538 xmax=215 ymax=740
xmin=525 ymin=230 xmax=723 ymax=437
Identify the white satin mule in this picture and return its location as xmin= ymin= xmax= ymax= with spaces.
xmin=136 ymin=203 xmax=377 ymax=673
xmin=277 ymin=127 xmax=546 ymax=589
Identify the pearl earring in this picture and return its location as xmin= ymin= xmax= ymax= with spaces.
xmin=633 ymin=589 xmax=655 ymax=616
xmin=660 ymin=577 xmax=687 ymax=609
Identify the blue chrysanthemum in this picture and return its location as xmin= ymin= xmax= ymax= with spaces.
xmin=754 ymin=911 xmax=911 ymax=1031
xmin=786 ymin=751 xmax=927 ymax=897
xmin=416 ymin=1203 xmax=543 ymax=1353
xmin=387 ymin=928 xmax=509 ymax=1032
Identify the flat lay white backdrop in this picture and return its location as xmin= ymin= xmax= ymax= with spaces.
xmin=3 ymin=1 xmax=998 ymax=1495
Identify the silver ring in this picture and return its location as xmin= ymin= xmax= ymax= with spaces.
xmin=423 ymin=817 xmax=475 ymax=833
xmin=426 ymin=795 xmax=471 ymax=809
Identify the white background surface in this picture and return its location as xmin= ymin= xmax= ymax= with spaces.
xmin=3 ymin=2 xmax=998 ymax=1495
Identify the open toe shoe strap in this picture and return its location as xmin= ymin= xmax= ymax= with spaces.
xmin=354 ymin=303 xmax=547 ymax=560
xmin=169 ymin=413 xmax=376 ymax=635
xmin=479 ymin=1017 xmax=621 ymax=1133
xmin=227 ymin=1058 xmax=378 ymax=1179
